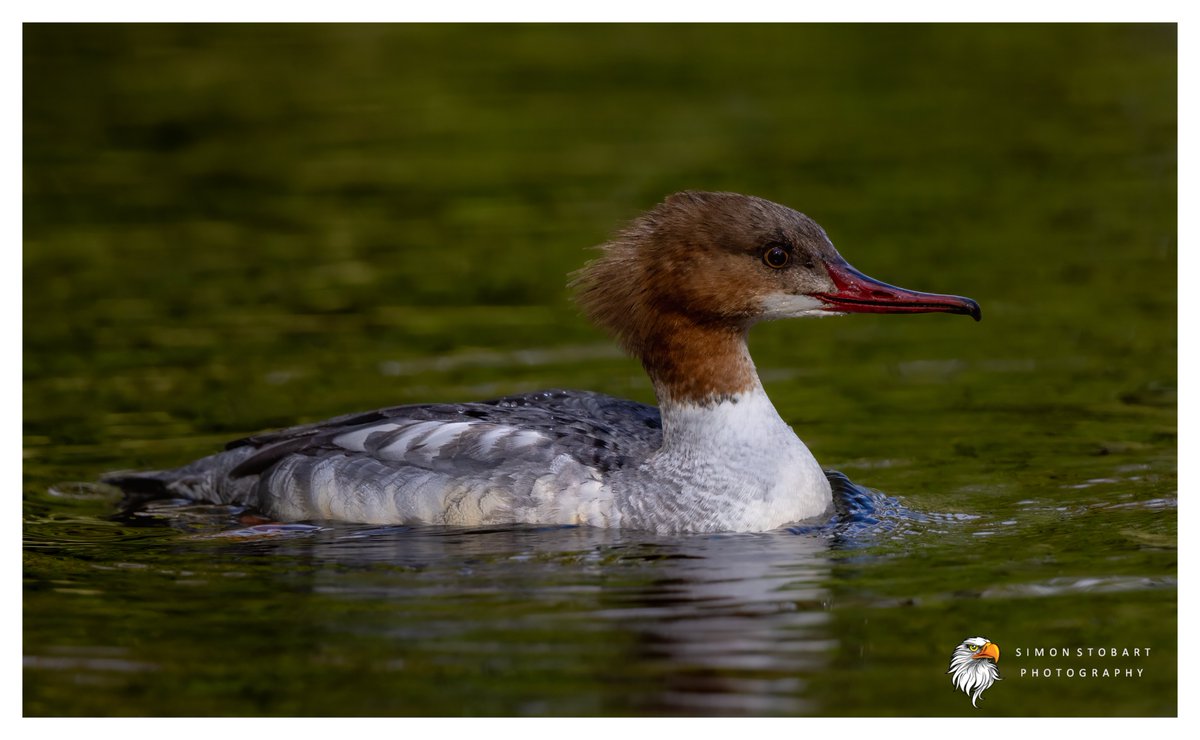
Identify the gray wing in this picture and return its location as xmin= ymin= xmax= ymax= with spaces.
xmin=104 ymin=390 xmax=662 ymax=522
xmin=228 ymin=390 xmax=662 ymax=475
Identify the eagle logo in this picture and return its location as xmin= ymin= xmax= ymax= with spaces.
xmin=947 ymin=636 xmax=1001 ymax=707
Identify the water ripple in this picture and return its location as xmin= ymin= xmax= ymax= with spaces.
xmin=979 ymin=575 xmax=1177 ymax=599
xmin=787 ymin=470 xmax=974 ymax=545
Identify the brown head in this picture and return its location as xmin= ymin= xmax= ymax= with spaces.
xmin=572 ymin=191 xmax=980 ymax=404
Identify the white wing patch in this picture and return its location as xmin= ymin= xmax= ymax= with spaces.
xmin=332 ymin=423 xmax=402 ymax=452
xmin=510 ymin=430 xmax=547 ymax=449
xmin=418 ymin=422 xmax=476 ymax=452
xmin=334 ymin=419 xmax=552 ymax=465
xmin=476 ymin=426 xmax=512 ymax=455
xmin=377 ymin=421 xmax=446 ymax=459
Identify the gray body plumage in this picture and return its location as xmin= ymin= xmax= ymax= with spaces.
xmin=108 ymin=390 xmax=663 ymax=529
xmin=104 ymin=387 xmax=833 ymax=533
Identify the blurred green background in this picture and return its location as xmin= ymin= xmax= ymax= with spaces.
xmin=24 ymin=24 xmax=1176 ymax=716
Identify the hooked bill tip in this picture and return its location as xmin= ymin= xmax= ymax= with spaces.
xmin=818 ymin=262 xmax=982 ymax=322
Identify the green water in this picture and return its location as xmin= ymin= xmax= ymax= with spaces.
xmin=23 ymin=24 xmax=1176 ymax=716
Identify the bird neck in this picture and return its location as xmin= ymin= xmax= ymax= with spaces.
xmin=639 ymin=316 xmax=759 ymax=406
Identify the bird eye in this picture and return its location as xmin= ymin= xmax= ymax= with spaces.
xmin=763 ymin=246 xmax=790 ymax=269
xmin=968 ymin=645 xmax=979 ymax=651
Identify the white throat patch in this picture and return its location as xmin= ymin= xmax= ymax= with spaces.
xmin=757 ymin=293 xmax=828 ymax=320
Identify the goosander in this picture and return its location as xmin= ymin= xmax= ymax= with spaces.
xmin=105 ymin=192 xmax=980 ymax=533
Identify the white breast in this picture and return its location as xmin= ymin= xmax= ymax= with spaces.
xmin=626 ymin=387 xmax=832 ymax=532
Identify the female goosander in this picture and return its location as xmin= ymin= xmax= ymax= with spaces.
xmin=105 ymin=192 xmax=980 ymax=533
